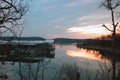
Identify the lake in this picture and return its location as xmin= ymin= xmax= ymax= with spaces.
xmin=0 ymin=43 xmax=118 ymax=80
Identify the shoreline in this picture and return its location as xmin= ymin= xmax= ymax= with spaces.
xmin=76 ymin=44 xmax=120 ymax=54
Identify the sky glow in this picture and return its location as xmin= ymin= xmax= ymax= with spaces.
xmin=67 ymin=24 xmax=111 ymax=35
xmin=21 ymin=0 xmax=114 ymax=39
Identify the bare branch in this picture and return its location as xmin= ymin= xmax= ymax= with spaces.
xmin=0 ymin=0 xmax=29 ymax=24
xmin=113 ymin=3 xmax=120 ymax=9
xmin=2 ymin=0 xmax=19 ymax=12
xmin=115 ymin=22 xmax=119 ymax=28
xmin=102 ymin=24 xmax=113 ymax=32
xmin=0 ymin=0 xmax=29 ymax=36
xmin=99 ymin=0 xmax=120 ymax=10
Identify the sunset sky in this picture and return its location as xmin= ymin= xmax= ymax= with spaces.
xmin=22 ymin=0 xmax=113 ymax=39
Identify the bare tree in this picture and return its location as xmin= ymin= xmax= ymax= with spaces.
xmin=99 ymin=0 xmax=120 ymax=80
xmin=0 ymin=0 xmax=29 ymax=36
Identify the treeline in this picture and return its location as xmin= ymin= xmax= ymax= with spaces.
xmin=54 ymin=38 xmax=85 ymax=43
xmin=77 ymin=34 xmax=120 ymax=49
xmin=83 ymin=39 xmax=112 ymax=47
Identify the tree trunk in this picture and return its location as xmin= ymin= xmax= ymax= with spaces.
xmin=111 ymin=9 xmax=116 ymax=80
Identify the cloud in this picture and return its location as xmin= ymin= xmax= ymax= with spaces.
xmin=63 ymin=31 xmax=103 ymax=39
xmin=72 ymin=11 xmax=111 ymax=29
xmin=66 ymin=23 xmax=111 ymax=39
xmin=51 ymin=16 xmax=67 ymax=24
xmin=37 ymin=16 xmax=68 ymax=29
xmin=24 ymin=0 xmax=112 ymax=39
xmin=65 ymin=0 xmax=97 ymax=8
xmin=78 ymin=13 xmax=110 ymax=22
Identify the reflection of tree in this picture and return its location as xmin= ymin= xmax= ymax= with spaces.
xmin=0 ymin=63 xmax=7 ymax=79
xmin=58 ymin=63 xmax=80 ymax=80
xmin=0 ymin=62 xmax=15 ymax=79
xmin=116 ymin=63 xmax=120 ymax=80
xmin=17 ymin=59 xmax=56 ymax=80
xmin=99 ymin=0 xmax=120 ymax=80
xmin=98 ymin=62 xmax=112 ymax=80
xmin=85 ymin=49 xmax=104 ymax=59
xmin=76 ymin=48 xmax=110 ymax=61
xmin=0 ymin=44 xmax=55 ymax=80
xmin=0 ymin=56 xmax=120 ymax=80
xmin=57 ymin=62 xmax=120 ymax=80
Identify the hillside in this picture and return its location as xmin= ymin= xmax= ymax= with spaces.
xmin=54 ymin=38 xmax=85 ymax=43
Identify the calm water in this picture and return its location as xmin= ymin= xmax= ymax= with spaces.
xmin=0 ymin=44 xmax=112 ymax=80
xmin=53 ymin=44 xmax=110 ymax=69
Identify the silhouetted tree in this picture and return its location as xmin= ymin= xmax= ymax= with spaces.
xmin=99 ymin=0 xmax=120 ymax=80
xmin=0 ymin=0 xmax=29 ymax=36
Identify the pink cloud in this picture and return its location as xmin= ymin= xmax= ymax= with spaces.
xmin=66 ymin=32 xmax=110 ymax=39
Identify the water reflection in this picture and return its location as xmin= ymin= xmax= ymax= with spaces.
xmin=0 ymin=43 xmax=120 ymax=80
xmin=0 ymin=59 xmax=55 ymax=80
xmin=76 ymin=44 xmax=120 ymax=62
xmin=17 ymin=59 xmax=53 ymax=80
xmin=0 ymin=43 xmax=55 ymax=62
xmin=66 ymin=49 xmax=110 ymax=62
xmin=0 ymin=43 xmax=55 ymax=80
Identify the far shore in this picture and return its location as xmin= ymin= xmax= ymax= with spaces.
xmin=76 ymin=44 xmax=120 ymax=54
